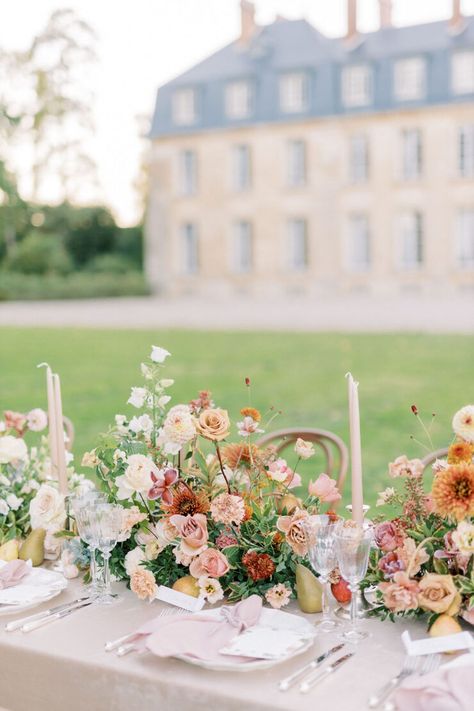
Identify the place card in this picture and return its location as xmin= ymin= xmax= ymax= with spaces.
xmin=402 ymin=629 xmax=474 ymax=656
xmin=220 ymin=627 xmax=308 ymax=660
xmin=155 ymin=585 xmax=205 ymax=612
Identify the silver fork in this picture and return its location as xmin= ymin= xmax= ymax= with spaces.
xmin=112 ymin=607 xmax=187 ymax=657
xmin=383 ymin=654 xmax=441 ymax=711
xmin=368 ymin=655 xmax=420 ymax=708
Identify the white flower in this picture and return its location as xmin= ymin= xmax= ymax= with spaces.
xmin=115 ymin=454 xmax=158 ymax=500
xmin=30 ymin=484 xmax=66 ymax=531
xmin=0 ymin=499 xmax=9 ymax=516
xmin=0 ymin=436 xmax=28 ymax=464
xmin=198 ymin=576 xmax=224 ymax=604
xmin=113 ymin=449 xmax=127 ymax=464
xmin=140 ymin=363 xmax=153 ymax=380
xmin=294 ymin=438 xmax=315 ymax=460
xmin=157 ymin=395 xmax=171 ymax=408
xmin=69 ymin=472 xmax=95 ymax=498
xmin=127 ymin=387 xmax=148 ymax=409
xmin=376 ymin=487 xmax=396 ymax=507
xmin=452 ymin=405 xmax=474 ymax=443
xmin=160 ymin=405 xmax=196 ymax=454
xmin=129 ymin=414 xmax=154 ymax=435
xmin=174 ymin=547 xmax=193 ymax=566
xmin=114 ymin=414 xmax=128 ymax=435
xmin=0 ymin=474 xmax=10 ymax=486
xmin=159 ymin=379 xmax=174 ymax=388
xmin=125 ymin=546 xmax=146 ymax=576
xmin=150 ymin=346 xmax=171 ymax=363
xmin=237 ymin=416 xmax=264 ymax=437
xmin=432 ymin=458 xmax=449 ymax=473
xmin=0 ymin=421 xmax=5 ymax=433
xmin=6 ymin=494 xmax=23 ymax=511
xmin=452 ymin=521 xmax=474 ymax=556
xmin=66 ymin=452 xmax=74 ymax=465
xmin=81 ymin=450 xmax=99 ymax=468
xmin=27 ymin=408 xmax=48 ymax=432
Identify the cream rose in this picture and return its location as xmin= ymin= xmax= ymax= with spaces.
xmin=452 ymin=521 xmax=474 ymax=556
xmin=196 ymin=409 xmax=230 ymax=442
xmin=418 ymin=573 xmax=461 ymax=615
xmin=0 ymin=435 xmax=28 ymax=464
xmin=125 ymin=546 xmax=146 ymax=576
xmin=29 ymin=484 xmax=66 ymax=531
xmin=115 ymin=454 xmax=158 ymax=500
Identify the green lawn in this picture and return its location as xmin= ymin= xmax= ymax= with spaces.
xmin=0 ymin=328 xmax=472 ymax=507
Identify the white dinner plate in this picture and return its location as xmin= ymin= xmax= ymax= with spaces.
xmin=174 ymin=607 xmax=316 ymax=672
xmin=0 ymin=563 xmax=67 ymax=617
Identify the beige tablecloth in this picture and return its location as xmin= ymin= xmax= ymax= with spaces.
xmin=0 ymin=578 xmax=426 ymax=711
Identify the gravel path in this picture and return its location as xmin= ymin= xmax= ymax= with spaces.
xmin=0 ymin=294 xmax=473 ymax=332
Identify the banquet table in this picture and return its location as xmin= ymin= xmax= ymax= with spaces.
xmin=0 ymin=578 xmax=428 ymax=711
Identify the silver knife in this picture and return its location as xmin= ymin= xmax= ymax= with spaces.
xmin=5 ymin=596 xmax=93 ymax=633
xmin=279 ymin=643 xmax=346 ymax=691
xmin=21 ymin=598 xmax=95 ymax=632
xmin=300 ymin=653 xmax=354 ymax=693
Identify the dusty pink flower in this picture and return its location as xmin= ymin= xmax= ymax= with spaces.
xmin=397 ymin=538 xmax=430 ymax=576
xmin=374 ymin=521 xmax=406 ymax=552
xmin=389 ymin=455 xmax=423 ymax=479
xmin=215 ymin=531 xmax=238 ymax=549
xmin=265 ymin=583 xmax=292 ymax=609
xmin=379 ymin=572 xmax=419 ymax=612
xmin=284 ymin=471 xmax=301 ymax=489
xmin=268 ymin=458 xmax=293 ymax=484
xmin=189 ymin=548 xmax=230 ymax=578
xmin=378 ymin=550 xmax=405 ymax=576
xmin=277 ymin=508 xmax=309 ymax=556
xmin=169 ymin=513 xmax=208 ymax=556
xmin=462 ymin=607 xmax=474 ymax=626
xmin=433 ymin=532 xmax=471 ymax=574
xmin=4 ymin=410 xmax=27 ymax=435
xmin=308 ymin=474 xmax=341 ymax=503
xmin=147 ymin=467 xmax=178 ymax=503
xmin=130 ymin=568 xmax=157 ymax=600
xmin=210 ymin=493 xmax=245 ymax=526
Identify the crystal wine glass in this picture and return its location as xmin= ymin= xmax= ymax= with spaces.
xmin=70 ymin=492 xmax=108 ymax=591
xmin=90 ymin=503 xmax=123 ymax=605
xmin=303 ymin=514 xmax=342 ymax=632
xmin=334 ymin=520 xmax=373 ymax=642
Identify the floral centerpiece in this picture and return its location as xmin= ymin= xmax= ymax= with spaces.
xmin=365 ymin=405 xmax=474 ymax=632
xmin=81 ymin=346 xmax=341 ymax=607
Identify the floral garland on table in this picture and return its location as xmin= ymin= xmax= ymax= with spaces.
xmin=0 ymin=407 xmax=94 ymax=570
xmin=80 ymin=346 xmax=341 ymax=607
xmin=364 ymin=405 xmax=474 ymax=633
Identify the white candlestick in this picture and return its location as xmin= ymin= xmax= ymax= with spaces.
xmin=41 ymin=364 xmax=59 ymax=481
xmin=52 ymin=373 xmax=68 ymax=496
xmin=346 ymin=373 xmax=364 ymax=525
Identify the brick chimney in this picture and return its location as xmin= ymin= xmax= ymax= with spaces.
xmin=450 ymin=0 xmax=462 ymax=28
xmin=379 ymin=0 xmax=392 ymax=28
xmin=239 ymin=0 xmax=257 ymax=46
xmin=346 ymin=0 xmax=358 ymax=40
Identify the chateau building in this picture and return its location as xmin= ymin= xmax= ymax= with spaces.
xmin=146 ymin=0 xmax=474 ymax=296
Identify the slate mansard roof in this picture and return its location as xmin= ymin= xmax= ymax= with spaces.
xmin=150 ymin=16 xmax=474 ymax=138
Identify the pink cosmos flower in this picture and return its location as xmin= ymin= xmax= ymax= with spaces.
xmin=237 ymin=416 xmax=264 ymax=437
xmin=148 ymin=467 xmax=178 ymax=503
xmin=308 ymin=474 xmax=341 ymax=503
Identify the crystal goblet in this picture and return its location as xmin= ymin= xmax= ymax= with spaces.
xmin=90 ymin=503 xmax=123 ymax=605
xmin=303 ymin=514 xmax=342 ymax=632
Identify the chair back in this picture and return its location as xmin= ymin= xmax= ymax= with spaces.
xmin=256 ymin=427 xmax=348 ymax=507
xmin=421 ymin=447 xmax=449 ymax=471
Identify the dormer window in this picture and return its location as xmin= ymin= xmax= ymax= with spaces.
xmin=394 ymin=57 xmax=426 ymax=101
xmin=172 ymin=88 xmax=198 ymax=125
xmin=342 ymin=65 xmax=372 ymax=108
xmin=279 ymin=72 xmax=309 ymax=113
xmin=452 ymin=51 xmax=474 ymax=95
xmin=225 ymin=80 xmax=253 ymax=119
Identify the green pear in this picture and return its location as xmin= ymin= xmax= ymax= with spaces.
xmin=19 ymin=528 xmax=46 ymax=567
xmin=295 ymin=563 xmax=323 ymax=613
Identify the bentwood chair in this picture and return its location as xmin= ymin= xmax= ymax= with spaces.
xmin=421 ymin=447 xmax=449 ymax=471
xmin=63 ymin=416 xmax=75 ymax=452
xmin=256 ymin=428 xmax=348 ymax=507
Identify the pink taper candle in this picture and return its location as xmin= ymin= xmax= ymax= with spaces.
xmin=346 ymin=373 xmax=364 ymax=525
xmin=52 ymin=373 xmax=68 ymax=496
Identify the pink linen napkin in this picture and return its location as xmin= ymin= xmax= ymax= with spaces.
xmin=0 ymin=560 xmax=29 ymax=589
xmin=144 ymin=595 xmax=262 ymax=663
xmin=394 ymin=654 xmax=474 ymax=711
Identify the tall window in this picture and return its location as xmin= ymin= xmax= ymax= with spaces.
xmin=457 ymin=210 xmax=474 ymax=268
xmin=287 ymin=140 xmax=306 ymax=187
xmin=279 ymin=72 xmax=308 ymax=113
xmin=398 ymin=212 xmax=424 ymax=269
xmin=348 ymin=215 xmax=370 ymax=271
xmin=181 ymin=223 xmax=199 ymax=274
xmin=179 ymin=150 xmax=197 ymax=195
xmin=232 ymin=145 xmax=251 ymax=191
xmin=452 ymin=51 xmax=474 ymax=95
xmin=172 ymin=88 xmax=197 ymax=125
xmin=231 ymin=221 xmax=253 ymax=273
xmin=287 ymin=219 xmax=308 ymax=271
xmin=225 ymin=80 xmax=253 ymax=119
xmin=349 ymin=134 xmax=369 ymax=183
xmin=401 ymin=129 xmax=423 ymax=180
xmin=459 ymin=125 xmax=474 ymax=178
xmin=342 ymin=65 xmax=372 ymax=107
xmin=394 ymin=57 xmax=426 ymax=101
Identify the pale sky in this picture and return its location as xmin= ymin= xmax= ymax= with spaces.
xmin=1 ymin=0 xmax=474 ymax=225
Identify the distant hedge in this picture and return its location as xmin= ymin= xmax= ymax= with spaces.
xmin=0 ymin=271 xmax=150 ymax=301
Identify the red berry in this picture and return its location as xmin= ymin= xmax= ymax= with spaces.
xmin=331 ymin=578 xmax=352 ymax=604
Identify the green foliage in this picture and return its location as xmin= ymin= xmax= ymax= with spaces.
xmin=62 ymin=206 xmax=117 ymax=267
xmin=85 ymin=253 xmax=137 ymax=275
xmin=0 ymin=271 xmax=150 ymax=300
xmin=115 ymin=225 xmax=143 ymax=269
xmin=5 ymin=232 xmax=73 ymax=275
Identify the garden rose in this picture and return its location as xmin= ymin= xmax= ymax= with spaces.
xmin=196 ymin=409 xmax=230 ymax=442
xmin=170 ymin=513 xmax=208 ymax=555
xmin=294 ymin=438 xmax=315 ymax=460
xmin=308 ymin=474 xmax=341 ymax=503
xmin=418 ymin=574 xmax=461 ymax=615
xmin=277 ymin=508 xmax=309 ymax=556
xmin=26 ymin=408 xmax=48 ymax=432
xmin=379 ymin=572 xmax=419 ymax=613
xmin=374 ymin=521 xmax=406 ymax=552
xmin=29 ymin=484 xmax=66 ymax=531
xmin=161 ymin=405 xmax=196 ymax=454
xmin=125 ymin=546 xmax=146 ymax=576
xmin=0 ymin=435 xmax=28 ymax=464
xmin=189 ymin=548 xmax=230 ymax=578
xmin=115 ymin=454 xmax=158 ymax=500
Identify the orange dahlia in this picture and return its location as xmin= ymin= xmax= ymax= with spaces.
xmin=240 ymin=407 xmax=261 ymax=422
xmin=221 ymin=442 xmax=262 ymax=470
xmin=447 ymin=441 xmax=474 ymax=465
xmin=432 ymin=463 xmax=474 ymax=521
xmin=162 ymin=483 xmax=210 ymax=516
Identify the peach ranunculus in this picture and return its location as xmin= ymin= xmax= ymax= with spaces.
xmin=308 ymin=474 xmax=341 ymax=503
xmin=189 ymin=548 xmax=230 ymax=578
xmin=417 ymin=573 xmax=461 ymax=615
xmin=196 ymin=409 xmax=230 ymax=442
xmin=130 ymin=568 xmax=158 ymax=600
xmin=397 ymin=537 xmax=430 ymax=576
xmin=294 ymin=438 xmax=315 ymax=460
xmin=276 ymin=508 xmax=309 ymax=556
xmin=169 ymin=513 xmax=208 ymax=556
xmin=389 ymin=455 xmax=423 ymax=479
xmin=379 ymin=572 xmax=419 ymax=613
